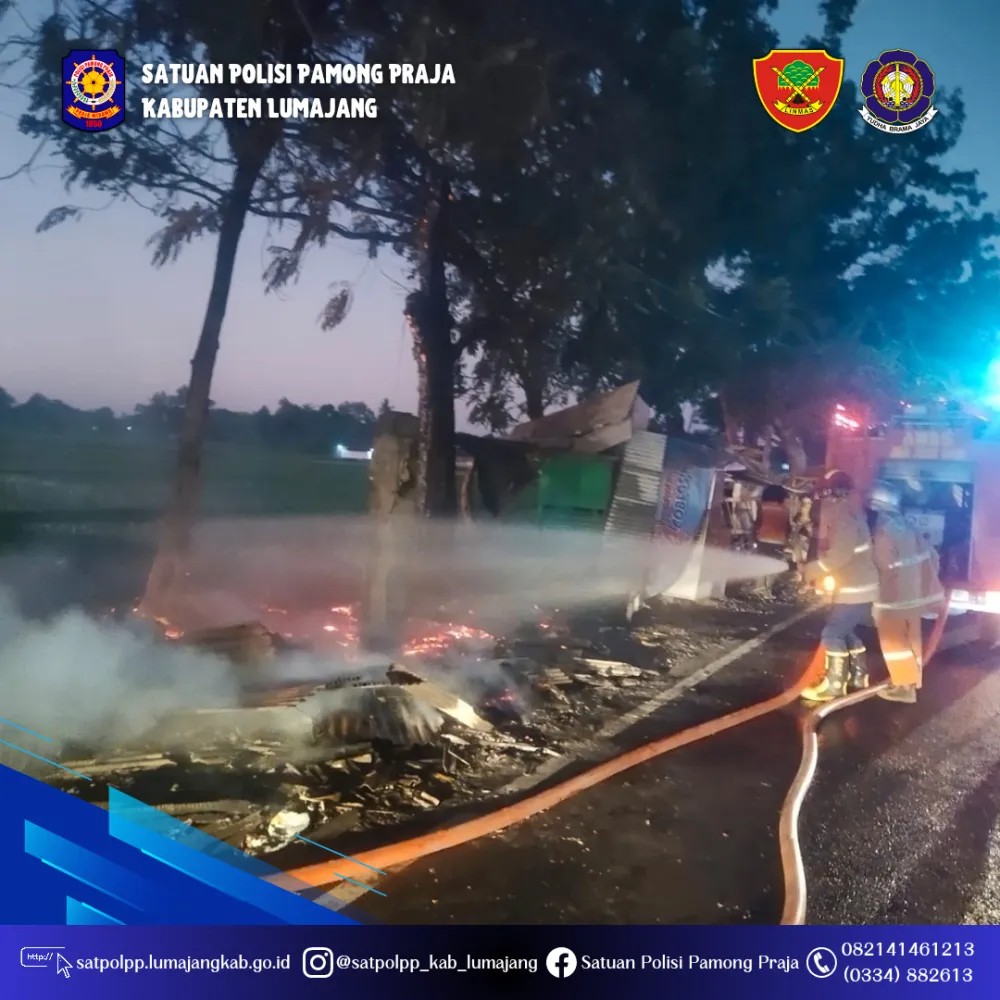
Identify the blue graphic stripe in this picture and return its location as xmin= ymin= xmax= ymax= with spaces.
xmin=24 ymin=821 xmax=147 ymax=911
xmin=294 ymin=834 xmax=387 ymax=875
xmin=106 ymin=789 xmax=353 ymax=924
xmin=106 ymin=788 xmax=357 ymax=911
xmin=106 ymin=791 xmax=279 ymax=878
xmin=0 ymin=717 xmax=53 ymax=742
xmin=0 ymin=738 xmax=92 ymax=781
xmin=66 ymin=896 xmax=123 ymax=925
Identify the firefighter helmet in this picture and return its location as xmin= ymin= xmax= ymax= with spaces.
xmin=816 ymin=469 xmax=854 ymax=497
xmin=867 ymin=480 xmax=901 ymax=513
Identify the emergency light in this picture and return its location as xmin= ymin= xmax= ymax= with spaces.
xmin=984 ymin=358 xmax=1000 ymax=410
xmin=832 ymin=403 xmax=860 ymax=430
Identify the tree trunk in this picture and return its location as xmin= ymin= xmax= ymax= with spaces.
xmin=760 ymin=422 xmax=774 ymax=472
xmin=139 ymin=154 xmax=264 ymax=616
xmin=523 ymin=379 xmax=545 ymax=421
xmin=405 ymin=178 xmax=457 ymax=517
xmin=775 ymin=419 xmax=809 ymax=475
xmin=517 ymin=334 xmax=550 ymax=421
xmin=718 ymin=389 xmax=740 ymax=448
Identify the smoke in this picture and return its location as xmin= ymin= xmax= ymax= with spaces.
xmin=0 ymin=588 xmax=248 ymax=753
xmin=182 ymin=515 xmax=788 ymax=633
xmin=0 ymin=518 xmax=786 ymax=755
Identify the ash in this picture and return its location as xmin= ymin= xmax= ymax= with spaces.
xmin=41 ymin=590 xmax=798 ymax=862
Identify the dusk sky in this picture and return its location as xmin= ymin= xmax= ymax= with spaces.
xmin=0 ymin=0 xmax=996 ymax=423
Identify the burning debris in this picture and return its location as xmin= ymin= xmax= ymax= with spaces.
xmin=35 ymin=590 xmax=791 ymax=861
xmin=40 ymin=610 xmax=643 ymax=854
xmin=386 ymin=663 xmax=495 ymax=733
xmin=400 ymin=622 xmax=495 ymax=659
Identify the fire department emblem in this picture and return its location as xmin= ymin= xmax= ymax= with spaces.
xmin=859 ymin=50 xmax=938 ymax=133
xmin=62 ymin=50 xmax=126 ymax=132
xmin=752 ymin=49 xmax=845 ymax=132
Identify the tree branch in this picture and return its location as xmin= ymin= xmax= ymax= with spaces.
xmin=0 ymin=137 xmax=47 ymax=181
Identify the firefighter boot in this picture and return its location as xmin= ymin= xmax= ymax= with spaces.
xmin=847 ymin=647 xmax=869 ymax=692
xmin=878 ymin=684 xmax=917 ymax=704
xmin=801 ymin=651 xmax=849 ymax=703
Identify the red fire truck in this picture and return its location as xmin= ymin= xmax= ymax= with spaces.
xmin=826 ymin=399 xmax=1000 ymax=642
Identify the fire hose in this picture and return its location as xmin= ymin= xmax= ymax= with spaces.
xmin=284 ymin=597 xmax=953 ymax=925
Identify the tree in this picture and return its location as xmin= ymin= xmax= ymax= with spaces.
xmin=13 ymin=0 xmax=377 ymax=613
xmin=686 ymin=71 xmax=1000 ymax=466
xmin=534 ymin=0 xmax=1000 ymax=468
xmin=265 ymin=0 xmax=612 ymax=511
xmin=455 ymin=0 xmax=786 ymax=431
xmin=132 ymin=387 xmax=195 ymax=436
xmin=92 ymin=407 xmax=118 ymax=433
xmin=456 ymin=123 xmax=603 ymax=429
xmin=336 ymin=401 xmax=376 ymax=425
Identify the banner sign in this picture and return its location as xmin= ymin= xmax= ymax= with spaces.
xmin=654 ymin=463 xmax=714 ymax=543
xmin=1 ymin=760 xmax=999 ymax=997
xmin=4 ymin=925 xmax=997 ymax=998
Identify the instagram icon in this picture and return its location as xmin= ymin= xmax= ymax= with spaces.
xmin=302 ymin=948 xmax=334 ymax=979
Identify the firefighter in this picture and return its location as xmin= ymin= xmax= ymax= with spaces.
xmin=801 ymin=470 xmax=880 ymax=702
xmin=868 ymin=481 xmax=946 ymax=704
xmin=788 ymin=492 xmax=814 ymax=572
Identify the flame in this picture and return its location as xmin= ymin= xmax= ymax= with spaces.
xmin=152 ymin=616 xmax=184 ymax=640
xmin=318 ymin=605 xmax=360 ymax=649
xmin=401 ymin=622 xmax=494 ymax=658
xmin=143 ymin=596 xmax=494 ymax=662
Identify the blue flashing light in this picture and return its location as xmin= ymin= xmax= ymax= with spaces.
xmin=988 ymin=358 xmax=1000 ymax=393
xmin=985 ymin=359 xmax=1000 ymax=410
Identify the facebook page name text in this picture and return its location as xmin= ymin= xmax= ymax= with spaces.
xmin=579 ymin=955 xmax=800 ymax=973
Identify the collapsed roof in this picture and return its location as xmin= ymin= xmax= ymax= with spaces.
xmin=508 ymin=381 xmax=651 ymax=453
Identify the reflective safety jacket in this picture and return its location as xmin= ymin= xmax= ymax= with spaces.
xmin=872 ymin=512 xmax=946 ymax=619
xmin=806 ymin=497 xmax=880 ymax=604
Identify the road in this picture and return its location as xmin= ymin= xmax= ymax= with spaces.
xmin=358 ymin=614 xmax=1000 ymax=925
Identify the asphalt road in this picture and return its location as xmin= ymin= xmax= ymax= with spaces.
xmin=359 ymin=614 xmax=1000 ymax=925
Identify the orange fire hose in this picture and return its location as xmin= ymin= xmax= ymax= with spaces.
xmin=283 ymin=596 xmax=953 ymax=925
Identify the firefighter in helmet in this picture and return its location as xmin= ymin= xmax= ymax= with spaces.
xmin=867 ymin=480 xmax=946 ymax=704
xmin=801 ymin=470 xmax=880 ymax=701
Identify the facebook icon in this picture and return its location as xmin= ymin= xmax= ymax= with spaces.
xmin=545 ymin=947 xmax=578 ymax=978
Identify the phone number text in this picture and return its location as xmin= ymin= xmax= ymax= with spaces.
xmin=843 ymin=967 xmax=973 ymax=984
xmin=842 ymin=942 xmax=974 ymax=958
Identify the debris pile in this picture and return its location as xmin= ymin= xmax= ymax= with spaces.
xmin=46 ymin=591 xmax=792 ymax=857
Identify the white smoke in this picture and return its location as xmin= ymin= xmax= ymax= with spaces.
xmin=184 ymin=516 xmax=787 ymax=632
xmin=0 ymin=518 xmax=786 ymax=755
xmin=0 ymin=588 xmax=244 ymax=752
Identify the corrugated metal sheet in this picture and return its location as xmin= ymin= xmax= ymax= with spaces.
xmin=509 ymin=381 xmax=648 ymax=446
xmin=301 ymin=685 xmax=445 ymax=747
xmin=604 ymin=430 xmax=667 ymax=541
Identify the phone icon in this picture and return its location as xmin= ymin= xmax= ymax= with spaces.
xmin=806 ymin=947 xmax=837 ymax=979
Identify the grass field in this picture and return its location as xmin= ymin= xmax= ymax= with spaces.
xmin=0 ymin=431 xmax=371 ymax=521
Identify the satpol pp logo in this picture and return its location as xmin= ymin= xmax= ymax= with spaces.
xmin=545 ymin=947 xmax=578 ymax=978
xmin=302 ymin=947 xmax=335 ymax=979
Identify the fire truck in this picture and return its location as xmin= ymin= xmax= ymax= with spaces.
xmin=825 ymin=399 xmax=1000 ymax=642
